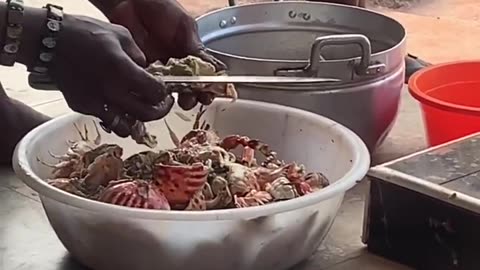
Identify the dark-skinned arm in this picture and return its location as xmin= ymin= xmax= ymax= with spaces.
xmin=0 ymin=2 xmax=49 ymax=68
xmin=0 ymin=3 xmax=52 ymax=165
xmin=0 ymin=2 xmax=172 ymax=165
xmin=88 ymin=0 xmax=123 ymax=16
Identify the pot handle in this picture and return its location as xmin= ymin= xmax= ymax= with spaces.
xmin=307 ymin=34 xmax=373 ymax=76
xmin=275 ymin=34 xmax=385 ymax=78
xmin=228 ymin=0 xmax=283 ymax=7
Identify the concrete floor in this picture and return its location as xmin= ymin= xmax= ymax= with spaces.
xmin=383 ymin=0 xmax=480 ymax=22
xmin=1 ymin=1 xmax=479 ymax=270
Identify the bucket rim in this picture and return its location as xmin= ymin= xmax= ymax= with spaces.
xmin=408 ymin=60 xmax=480 ymax=115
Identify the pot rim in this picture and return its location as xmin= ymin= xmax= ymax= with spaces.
xmin=197 ymin=1 xmax=406 ymax=65
xmin=13 ymin=99 xmax=370 ymax=221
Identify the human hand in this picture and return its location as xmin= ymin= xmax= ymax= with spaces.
xmin=104 ymin=0 xmax=227 ymax=110
xmin=50 ymin=14 xmax=174 ymax=137
xmin=106 ymin=0 xmax=225 ymax=69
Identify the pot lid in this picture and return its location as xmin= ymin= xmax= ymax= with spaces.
xmin=197 ymin=2 xmax=406 ymax=83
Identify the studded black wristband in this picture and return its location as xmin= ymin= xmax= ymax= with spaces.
xmin=0 ymin=0 xmax=24 ymax=66
xmin=28 ymin=3 xmax=63 ymax=90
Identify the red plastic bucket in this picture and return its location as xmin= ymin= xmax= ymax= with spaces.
xmin=409 ymin=61 xmax=480 ymax=147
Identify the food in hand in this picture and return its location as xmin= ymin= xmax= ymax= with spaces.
xmin=147 ymin=55 xmax=238 ymax=101
xmin=128 ymin=56 xmax=238 ymax=149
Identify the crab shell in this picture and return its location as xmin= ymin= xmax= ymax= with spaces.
xmin=185 ymin=190 xmax=207 ymax=211
xmin=226 ymin=162 xmax=259 ymax=196
xmin=305 ymin=172 xmax=330 ymax=190
xmin=82 ymin=151 xmax=124 ymax=191
xmin=185 ymin=175 xmax=234 ymax=211
xmin=98 ymin=180 xmax=170 ymax=210
xmin=123 ymin=151 xmax=162 ymax=180
xmin=81 ymin=144 xmax=123 ymax=168
xmin=153 ymin=162 xmax=209 ymax=205
xmin=265 ymin=177 xmax=298 ymax=200
xmin=204 ymin=176 xmax=234 ymax=210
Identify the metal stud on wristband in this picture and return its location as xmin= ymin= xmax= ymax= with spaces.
xmin=28 ymin=3 xmax=63 ymax=89
xmin=0 ymin=0 xmax=25 ymax=66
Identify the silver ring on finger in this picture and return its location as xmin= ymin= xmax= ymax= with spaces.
xmin=99 ymin=104 xmax=120 ymax=133
xmin=109 ymin=115 xmax=121 ymax=130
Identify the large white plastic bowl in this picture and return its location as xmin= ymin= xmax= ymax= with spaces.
xmin=13 ymin=99 xmax=370 ymax=270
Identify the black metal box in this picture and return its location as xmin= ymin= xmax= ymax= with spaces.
xmin=363 ymin=133 xmax=480 ymax=270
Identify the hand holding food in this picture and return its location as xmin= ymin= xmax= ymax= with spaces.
xmin=101 ymin=0 xmax=226 ymax=69
xmin=119 ymin=55 xmax=238 ymax=148
xmin=95 ymin=0 xmax=228 ymax=109
xmin=49 ymin=14 xmax=174 ymax=140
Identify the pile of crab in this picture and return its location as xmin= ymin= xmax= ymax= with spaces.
xmin=43 ymin=108 xmax=330 ymax=211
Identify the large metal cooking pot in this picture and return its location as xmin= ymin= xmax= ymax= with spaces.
xmin=196 ymin=1 xmax=406 ymax=152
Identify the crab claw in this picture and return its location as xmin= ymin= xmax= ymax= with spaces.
xmin=153 ymin=162 xmax=208 ymax=205
xmin=220 ymin=135 xmax=249 ymax=150
xmin=295 ymin=182 xmax=313 ymax=196
xmin=220 ymin=135 xmax=274 ymax=159
xmin=98 ymin=180 xmax=170 ymax=210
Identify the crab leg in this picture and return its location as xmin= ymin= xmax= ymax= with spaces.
xmin=164 ymin=120 xmax=180 ymax=147
xmin=36 ymin=157 xmax=57 ymax=168
xmin=83 ymin=123 xmax=89 ymax=141
xmin=48 ymin=150 xmax=68 ymax=160
xmin=193 ymin=105 xmax=207 ymax=130
xmin=200 ymin=120 xmax=208 ymax=130
xmin=73 ymin=123 xmax=86 ymax=141
xmin=92 ymin=120 xmax=102 ymax=145
xmin=66 ymin=148 xmax=82 ymax=158
xmin=241 ymin=147 xmax=255 ymax=167
xmin=174 ymin=112 xmax=192 ymax=122
xmin=36 ymin=157 xmax=73 ymax=169
xmin=67 ymin=139 xmax=76 ymax=145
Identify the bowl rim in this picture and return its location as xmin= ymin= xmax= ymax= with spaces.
xmin=13 ymin=99 xmax=370 ymax=221
xmin=408 ymin=60 xmax=480 ymax=115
